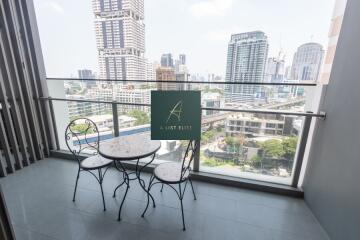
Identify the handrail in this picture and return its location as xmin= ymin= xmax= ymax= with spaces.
xmin=46 ymin=77 xmax=317 ymax=86
xmin=38 ymin=97 xmax=326 ymax=118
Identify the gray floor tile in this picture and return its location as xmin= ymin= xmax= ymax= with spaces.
xmin=0 ymin=158 xmax=328 ymax=240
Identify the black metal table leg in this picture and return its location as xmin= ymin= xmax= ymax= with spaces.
xmin=113 ymin=160 xmax=130 ymax=221
xmin=136 ymin=154 xmax=157 ymax=217
xmin=118 ymin=172 xmax=129 ymax=221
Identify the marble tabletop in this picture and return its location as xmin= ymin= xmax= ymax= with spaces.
xmin=99 ymin=133 xmax=161 ymax=161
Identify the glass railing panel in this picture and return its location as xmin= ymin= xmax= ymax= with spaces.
xmin=52 ymin=99 xmax=114 ymax=153
xmin=200 ymin=110 xmax=303 ymax=185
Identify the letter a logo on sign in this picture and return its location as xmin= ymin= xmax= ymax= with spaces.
xmin=166 ymin=101 xmax=183 ymax=123
xmin=151 ymin=91 xmax=201 ymax=140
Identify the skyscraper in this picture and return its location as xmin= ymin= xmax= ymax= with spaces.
xmin=265 ymin=57 xmax=285 ymax=83
xmin=179 ymin=54 xmax=186 ymax=65
xmin=225 ymin=31 xmax=269 ymax=103
xmin=78 ymin=69 xmax=96 ymax=87
xmin=145 ymin=60 xmax=158 ymax=81
xmin=156 ymin=67 xmax=176 ymax=90
xmin=78 ymin=69 xmax=95 ymax=79
xmin=160 ymin=53 xmax=174 ymax=67
xmin=290 ymin=43 xmax=324 ymax=81
xmin=93 ymin=0 xmax=145 ymax=81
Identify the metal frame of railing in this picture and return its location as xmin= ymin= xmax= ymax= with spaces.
xmin=47 ymin=77 xmax=318 ymax=86
xmin=39 ymin=76 xmax=325 ymax=189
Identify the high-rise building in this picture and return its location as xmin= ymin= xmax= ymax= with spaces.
xmin=78 ymin=69 xmax=95 ymax=79
xmin=156 ymin=67 xmax=176 ymax=90
xmin=92 ymin=0 xmax=145 ymax=81
xmin=179 ymin=54 xmax=186 ymax=65
xmin=145 ymin=60 xmax=158 ymax=81
xmin=265 ymin=57 xmax=285 ymax=83
xmin=290 ymin=43 xmax=324 ymax=81
xmin=174 ymin=57 xmax=187 ymax=74
xmin=160 ymin=53 xmax=174 ymax=67
xmin=78 ymin=69 xmax=96 ymax=87
xmin=175 ymin=72 xmax=190 ymax=91
xmin=225 ymin=31 xmax=269 ymax=103
xmin=284 ymin=66 xmax=292 ymax=80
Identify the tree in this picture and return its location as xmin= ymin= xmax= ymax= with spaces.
xmin=260 ymin=139 xmax=284 ymax=159
xmin=216 ymin=124 xmax=224 ymax=132
xmin=234 ymin=136 xmax=245 ymax=148
xmin=70 ymin=124 xmax=94 ymax=134
xmin=202 ymin=129 xmax=216 ymax=144
xmin=282 ymin=137 xmax=298 ymax=160
xmin=249 ymin=155 xmax=262 ymax=168
xmin=128 ymin=110 xmax=150 ymax=125
xmin=225 ymin=136 xmax=235 ymax=147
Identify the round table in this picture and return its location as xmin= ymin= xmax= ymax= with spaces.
xmin=99 ymin=133 xmax=161 ymax=221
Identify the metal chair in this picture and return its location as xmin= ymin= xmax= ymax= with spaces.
xmin=142 ymin=140 xmax=198 ymax=231
xmin=65 ymin=118 xmax=113 ymax=211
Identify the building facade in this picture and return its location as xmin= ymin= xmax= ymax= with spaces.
xmin=160 ymin=53 xmax=174 ymax=67
xmin=290 ymin=43 xmax=324 ymax=81
xmin=265 ymin=57 xmax=285 ymax=83
xmin=156 ymin=67 xmax=177 ymax=90
xmin=202 ymin=92 xmax=223 ymax=116
xmin=226 ymin=113 xmax=285 ymax=136
xmin=145 ymin=59 xmax=158 ymax=81
xmin=78 ymin=69 xmax=96 ymax=87
xmin=179 ymin=54 xmax=186 ymax=65
xmin=93 ymin=0 xmax=145 ymax=80
xmin=225 ymin=31 xmax=269 ymax=103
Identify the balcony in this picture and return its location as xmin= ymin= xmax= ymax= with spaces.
xmin=1 ymin=158 xmax=327 ymax=240
xmin=0 ymin=0 xmax=358 ymax=239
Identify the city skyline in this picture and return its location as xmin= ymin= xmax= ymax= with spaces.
xmin=34 ymin=0 xmax=335 ymax=78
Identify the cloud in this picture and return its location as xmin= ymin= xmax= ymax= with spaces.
xmin=39 ymin=0 xmax=64 ymax=14
xmin=189 ymin=0 xmax=233 ymax=17
xmin=204 ymin=27 xmax=241 ymax=42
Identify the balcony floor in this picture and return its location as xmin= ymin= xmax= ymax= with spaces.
xmin=0 ymin=158 xmax=327 ymax=240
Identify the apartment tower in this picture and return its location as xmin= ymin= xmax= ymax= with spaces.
xmin=93 ymin=0 xmax=145 ymax=81
xmin=225 ymin=31 xmax=269 ymax=103
xmin=291 ymin=43 xmax=324 ymax=81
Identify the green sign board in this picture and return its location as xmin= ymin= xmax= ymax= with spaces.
xmin=151 ymin=91 xmax=201 ymax=140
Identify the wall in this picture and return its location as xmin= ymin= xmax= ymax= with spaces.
xmin=303 ymin=0 xmax=360 ymax=239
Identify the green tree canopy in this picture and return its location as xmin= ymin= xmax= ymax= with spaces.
xmin=225 ymin=136 xmax=235 ymax=147
xmin=202 ymin=129 xmax=216 ymax=144
xmin=70 ymin=124 xmax=94 ymax=134
xmin=128 ymin=110 xmax=150 ymax=125
xmin=282 ymin=137 xmax=298 ymax=160
xmin=260 ymin=139 xmax=285 ymax=158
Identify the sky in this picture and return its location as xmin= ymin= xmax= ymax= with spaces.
xmin=33 ymin=0 xmax=336 ymax=78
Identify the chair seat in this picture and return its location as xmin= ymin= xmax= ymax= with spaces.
xmin=154 ymin=162 xmax=190 ymax=183
xmin=80 ymin=155 xmax=113 ymax=170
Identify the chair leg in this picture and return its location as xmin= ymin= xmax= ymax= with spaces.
xmin=73 ymin=168 xmax=80 ymax=202
xmin=98 ymin=169 xmax=106 ymax=211
xmin=189 ymin=179 xmax=197 ymax=200
xmin=179 ymin=183 xmax=186 ymax=231
xmin=141 ymin=174 xmax=156 ymax=217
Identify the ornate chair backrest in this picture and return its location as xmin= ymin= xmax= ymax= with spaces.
xmin=180 ymin=140 xmax=198 ymax=181
xmin=65 ymin=118 xmax=100 ymax=165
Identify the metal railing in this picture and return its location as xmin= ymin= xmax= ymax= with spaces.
xmin=47 ymin=77 xmax=317 ymax=86
xmin=43 ymin=77 xmax=326 ymax=188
